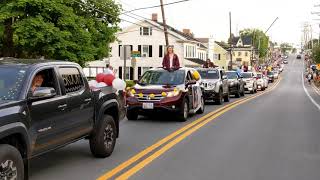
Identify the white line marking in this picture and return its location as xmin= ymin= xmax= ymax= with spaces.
xmin=302 ymin=73 xmax=320 ymax=111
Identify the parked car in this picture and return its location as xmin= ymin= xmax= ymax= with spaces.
xmin=197 ymin=68 xmax=229 ymax=105
xmin=256 ymin=73 xmax=268 ymax=91
xmin=283 ymin=59 xmax=288 ymax=64
xmin=225 ymin=71 xmax=245 ymax=97
xmin=273 ymin=71 xmax=279 ymax=79
xmin=242 ymin=72 xmax=257 ymax=94
xmin=297 ymin=54 xmax=302 ymax=59
xmin=0 ymin=59 xmax=126 ymax=179
xmin=267 ymin=71 xmax=275 ymax=83
xmin=126 ymin=67 xmax=204 ymax=122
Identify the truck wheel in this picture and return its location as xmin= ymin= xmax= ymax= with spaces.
xmin=0 ymin=144 xmax=24 ymax=180
xmin=178 ymin=99 xmax=189 ymax=122
xmin=196 ymin=96 xmax=205 ymax=114
xmin=224 ymin=91 xmax=230 ymax=102
xmin=127 ymin=110 xmax=138 ymax=121
xmin=90 ymin=115 xmax=117 ymax=158
xmin=216 ymin=89 xmax=223 ymax=105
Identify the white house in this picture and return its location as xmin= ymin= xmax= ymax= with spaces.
xmin=86 ymin=14 xmax=208 ymax=80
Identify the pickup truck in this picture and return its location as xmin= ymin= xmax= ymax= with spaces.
xmin=0 ymin=58 xmax=126 ymax=180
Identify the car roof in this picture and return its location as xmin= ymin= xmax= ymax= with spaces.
xmin=0 ymin=57 xmax=79 ymax=67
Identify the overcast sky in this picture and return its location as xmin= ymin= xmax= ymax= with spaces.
xmin=117 ymin=0 xmax=319 ymax=46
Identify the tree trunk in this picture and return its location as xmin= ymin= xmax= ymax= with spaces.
xmin=2 ymin=18 xmax=14 ymax=57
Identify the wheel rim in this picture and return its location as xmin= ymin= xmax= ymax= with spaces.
xmin=104 ymin=124 xmax=114 ymax=150
xmin=0 ymin=160 xmax=17 ymax=180
xmin=184 ymin=102 xmax=188 ymax=119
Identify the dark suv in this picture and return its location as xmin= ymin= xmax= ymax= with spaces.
xmin=0 ymin=59 xmax=126 ymax=179
xmin=226 ymin=71 xmax=245 ymax=97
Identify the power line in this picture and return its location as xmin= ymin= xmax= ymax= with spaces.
xmin=122 ymin=0 xmax=191 ymax=14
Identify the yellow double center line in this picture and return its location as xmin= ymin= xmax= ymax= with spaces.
xmin=98 ymin=78 xmax=282 ymax=180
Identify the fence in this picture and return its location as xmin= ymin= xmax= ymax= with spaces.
xmin=83 ymin=67 xmax=107 ymax=78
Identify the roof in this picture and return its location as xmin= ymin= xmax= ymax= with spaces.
xmin=232 ymin=35 xmax=253 ymax=46
xmin=196 ymin=38 xmax=209 ymax=43
xmin=215 ymin=41 xmax=230 ymax=50
xmin=232 ymin=37 xmax=240 ymax=46
xmin=0 ymin=58 xmax=77 ymax=66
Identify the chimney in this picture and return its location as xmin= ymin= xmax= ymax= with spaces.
xmin=152 ymin=13 xmax=158 ymax=22
xmin=183 ymin=29 xmax=191 ymax=35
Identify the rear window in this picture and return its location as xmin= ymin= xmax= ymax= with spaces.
xmin=242 ymin=73 xmax=252 ymax=78
xmin=59 ymin=67 xmax=84 ymax=94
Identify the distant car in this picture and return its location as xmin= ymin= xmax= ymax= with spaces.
xmin=273 ymin=71 xmax=279 ymax=79
xmin=256 ymin=73 xmax=268 ymax=91
xmin=283 ymin=59 xmax=288 ymax=64
xmin=297 ymin=54 xmax=302 ymax=59
xmin=267 ymin=71 xmax=275 ymax=83
xmin=126 ymin=67 xmax=205 ymax=122
xmin=242 ymin=72 xmax=258 ymax=94
xmin=225 ymin=71 xmax=245 ymax=97
xmin=198 ymin=68 xmax=230 ymax=105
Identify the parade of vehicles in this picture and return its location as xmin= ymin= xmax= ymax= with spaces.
xmin=225 ymin=71 xmax=245 ymax=98
xmin=197 ymin=68 xmax=230 ymax=105
xmin=0 ymin=59 xmax=126 ymax=179
xmin=242 ymin=72 xmax=258 ymax=94
xmin=126 ymin=67 xmax=204 ymax=122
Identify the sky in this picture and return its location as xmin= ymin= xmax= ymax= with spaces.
xmin=117 ymin=0 xmax=318 ymax=47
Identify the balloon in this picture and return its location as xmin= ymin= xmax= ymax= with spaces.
xmin=88 ymin=80 xmax=98 ymax=87
xmin=193 ymin=71 xmax=201 ymax=81
xmin=96 ymin=73 xmax=105 ymax=83
xmin=103 ymin=74 xmax=115 ymax=86
xmin=97 ymin=82 xmax=107 ymax=88
xmin=112 ymin=78 xmax=126 ymax=90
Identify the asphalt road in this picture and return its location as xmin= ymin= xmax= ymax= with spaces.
xmin=30 ymin=56 xmax=320 ymax=180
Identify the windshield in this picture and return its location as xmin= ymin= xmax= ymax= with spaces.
xmin=198 ymin=70 xmax=219 ymax=79
xmin=0 ymin=67 xmax=27 ymax=101
xmin=139 ymin=70 xmax=185 ymax=86
xmin=267 ymin=71 xmax=274 ymax=75
xmin=226 ymin=71 xmax=238 ymax=79
xmin=242 ymin=73 xmax=252 ymax=78
xmin=257 ymin=74 xmax=262 ymax=78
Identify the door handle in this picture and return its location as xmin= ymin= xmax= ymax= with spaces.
xmin=58 ymin=104 xmax=67 ymax=110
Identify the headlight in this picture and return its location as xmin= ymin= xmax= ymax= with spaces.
xmin=208 ymin=82 xmax=216 ymax=89
xmin=166 ymin=89 xmax=180 ymax=97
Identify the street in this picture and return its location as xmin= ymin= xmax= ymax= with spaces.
xmin=29 ymin=56 xmax=320 ymax=180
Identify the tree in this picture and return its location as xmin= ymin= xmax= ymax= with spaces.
xmin=239 ymin=28 xmax=269 ymax=59
xmin=292 ymin=48 xmax=297 ymax=54
xmin=280 ymin=43 xmax=292 ymax=54
xmin=312 ymin=45 xmax=320 ymax=64
xmin=0 ymin=0 xmax=121 ymax=66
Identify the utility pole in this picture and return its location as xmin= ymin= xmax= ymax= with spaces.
xmin=160 ymin=0 xmax=169 ymax=47
xmin=229 ymin=12 xmax=233 ymax=70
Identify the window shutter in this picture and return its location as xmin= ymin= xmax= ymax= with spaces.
xmin=149 ymin=45 xmax=152 ymax=57
xmin=119 ymin=67 xmax=123 ymax=79
xmin=159 ymin=45 xmax=163 ymax=57
xmin=218 ymin=54 xmax=221 ymax=60
xmin=138 ymin=45 xmax=141 ymax=56
xmin=138 ymin=67 xmax=142 ymax=79
xmin=118 ymin=45 xmax=122 ymax=57
xmin=130 ymin=67 xmax=134 ymax=80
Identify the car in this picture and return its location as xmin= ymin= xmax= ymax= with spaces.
xmin=256 ymin=73 xmax=268 ymax=91
xmin=283 ymin=59 xmax=288 ymax=64
xmin=242 ymin=72 xmax=258 ymax=94
xmin=197 ymin=68 xmax=230 ymax=105
xmin=126 ymin=67 xmax=204 ymax=122
xmin=267 ymin=71 xmax=275 ymax=83
xmin=273 ymin=71 xmax=279 ymax=79
xmin=225 ymin=71 xmax=245 ymax=97
xmin=0 ymin=59 xmax=126 ymax=179
xmin=297 ymin=54 xmax=302 ymax=59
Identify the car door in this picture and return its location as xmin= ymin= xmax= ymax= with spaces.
xmin=27 ymin=67 xmax=69 ymax=155
xmin=186 ymin=71 xmax=196 ymax=110
xmin=54 ymin=66 xmax=94 ymax=145
xmin=220 ymin=70 xmax=228 ymax=94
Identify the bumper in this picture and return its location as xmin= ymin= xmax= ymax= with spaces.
xmin=229 ymin=85 xmax=239 ymax=94
xmin=203 ymin=90 xmax=218 ymax=100
xmin=244 ymin=84 xmax=254 ymax=91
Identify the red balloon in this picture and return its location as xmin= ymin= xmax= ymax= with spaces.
xmin=103 ymin=74 xmax=115 ymax=86
xmin=96 ymin=73 xmax=105 ymax=83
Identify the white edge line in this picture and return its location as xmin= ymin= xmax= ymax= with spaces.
xmin=302 ymin=72 xmax=320 ymax=111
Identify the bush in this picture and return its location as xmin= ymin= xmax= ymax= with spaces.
xmin=126 ymin=80 xmax=136 ymax=88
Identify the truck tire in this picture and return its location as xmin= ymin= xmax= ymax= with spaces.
xmin=90 ymin=115 xmax=117 ymax=158
xmin=196 ymin=96 xmax=205 ymax=114
xmin=178 ymin=99 xmax=189 ymax=122
xmin=0 ymin=144 xmax=24 ymax=180
xmin=127 ymin=110 xmax=138 ymax=121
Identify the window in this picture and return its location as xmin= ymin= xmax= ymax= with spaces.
xmin=119 ymin=67 xmax=123 ymax=79
xmin=159 ymin=45 xmax=164 ymax=57
xmin=0 ymin=67 xmax=27 ymax=100
xmin=141 ymin=45 xmax=152 ymax=57
xmin=118 ymin=45 xmax=122 ymax=57
xmin=59 ymin=67 xmax=84 ymax=94
xmin=238 ymin=52 xmax=241 ymax=56
xmin=140 ymin=27 xmax=152 ymax=36
xmin=218 ymin=54 xmax=221 ymax=60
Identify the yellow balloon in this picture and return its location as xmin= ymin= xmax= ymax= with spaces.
xmin=149 ymin=94 xmax=155 ymax=99
xmin=193 ymin=71 xmax=200 ymax=81
xmin=161 ymin=92 xmax=167 ymax=97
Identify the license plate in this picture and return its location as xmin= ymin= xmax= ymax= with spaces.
xmin=143 ymin=103 xmax=154 ymax=109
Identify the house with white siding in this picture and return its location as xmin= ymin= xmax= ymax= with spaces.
xmin=86 ymin=14 xmax=208 ymax=80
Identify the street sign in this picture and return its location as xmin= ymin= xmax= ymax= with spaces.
xmin=131 ymin=51 xmax=141 ymax=58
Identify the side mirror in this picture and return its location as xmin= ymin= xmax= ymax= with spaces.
xmin=29 ymin=87 xmax=56 ymax=102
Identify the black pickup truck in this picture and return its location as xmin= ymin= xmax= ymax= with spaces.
xmin=0 ymin=58 xmax=126 ymax=179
